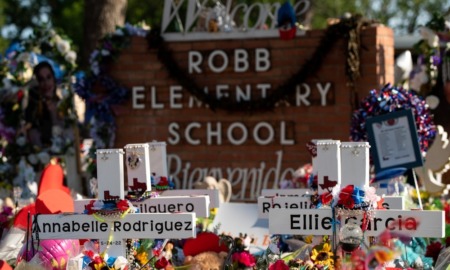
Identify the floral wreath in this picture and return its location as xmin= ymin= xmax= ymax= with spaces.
xmin=73 ymin=23 xmax=149 ymax=151
xmin=0 ymin=25 xmax=79 ymax=194
xmin=350 ymin=83 xmax=436 ymax=155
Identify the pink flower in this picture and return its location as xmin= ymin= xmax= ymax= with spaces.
xmin=364 ymin=186 xmax=380 ymax=207
xmin=269 ymin=260 xmax=289 ymax=270
xmin=232 ymin=251 xmax=256 ymax=267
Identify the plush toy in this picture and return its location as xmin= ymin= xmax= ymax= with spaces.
xmin=182 ymin=232 xmax=229 ymax=270
xmin=194 ymin=176 xmax=232 ymax=203
xmin=184 ymin=251 xmax=228 ymax=270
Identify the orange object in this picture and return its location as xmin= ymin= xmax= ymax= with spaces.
xmin=38 ymin=163 xmax=70 ymax=195
xmin=36 ymin=189 xmax=74 ymax=214
xmin=13 ymin=203 xmax=36 ymax=230
xmin=0 ymin=260 xmax=13 ymax=270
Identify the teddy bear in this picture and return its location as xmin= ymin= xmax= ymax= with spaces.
xmin=184 ymin=251 xmax=228 ymax=270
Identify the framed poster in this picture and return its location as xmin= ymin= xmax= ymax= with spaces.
xmin=366 ymin=109 xmax=423 ymax=172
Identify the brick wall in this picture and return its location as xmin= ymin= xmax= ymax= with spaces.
xmin=108 ymin=25 xmax=394 ymax=201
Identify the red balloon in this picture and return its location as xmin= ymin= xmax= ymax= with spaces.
xmin=13 ymin=203 xmax=36 ymax=230
xmin=0 ymin=260 xmax=13 ymax=270
xmin=38 ymin=163 xmax=70 ymax=196
xmin=35 ymin=189 xmax=74 ymax=214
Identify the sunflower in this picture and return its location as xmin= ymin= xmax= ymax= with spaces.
xmin=310 ymin=242 xmax=334 ymax=269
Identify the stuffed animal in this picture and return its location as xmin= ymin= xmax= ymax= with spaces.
xmin=194 ymin=176 xmax=232 ymax=203
xmin=184 ymin=251 xmax=228 ymax=270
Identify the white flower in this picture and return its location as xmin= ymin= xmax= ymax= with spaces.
xmin=60 ymin=87 xmax=70 ymax=99
xmin=114 ymin=256 xmax=128 ymax=269
xmin=37 ymin=151 xmax=50 ymax=165
xmin=419 ymin=26 xmax=439 ymax=48
xmin=91 ymin=62 xmax=100 ymax=76
xmin=27 ymin=154 xmax=38 ymax=165
xmin=17 ymin=63 xmax=33 ymax=82
xmin=2 ymin=77 xmax=12 ymax=89
xmin=64 ymin=50 xmax=77 ymax=64
xmin=114 ymin=28 xmax=124 ymax=36
xmin=24 ymin=167 xmax=35 ymax=182
xmin=17 ymin=52 xmax=30 ymax=63
xmin=57 ymin=39 xmax=70 ymax=54
xmin=92 ymin=200 xmax=104 ymax=210
xmin=16 ymin=135 xmax=27 ymax=146
xmin=101 ymin=49 xmax=110 ymax=56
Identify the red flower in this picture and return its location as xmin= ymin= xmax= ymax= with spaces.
xmin=117 ymin=200 xmax=129 ymax=211
xmin=232 ymin=251 xmax=256 ymax=267
xmin=17 ymin=89 xmax=24 ymax=102
xmin=85 ymin=200 xmax=95 ymax=214
xmin=444 ymin=203 xmax=450 ymax=223
xmin=269 ymin=260 xmax=289 ymax=270
xmin=158 ymin=177 xmax=169 ymax=186
xmin=425 ymin=241 xmax=443 ymax=263
xmin=320 ymin=192 xmax=333 ymax=205
xmin=155 ymin=257 xmax=169 ymax=269
xmin=83 ymin=250 xmax=94 ymax=258
xmin=92 ymin=255 xmax=104 ymax=264
xmin=338 ymin=185 xmax=355 ymax=209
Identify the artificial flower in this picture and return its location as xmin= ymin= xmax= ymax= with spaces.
xmin=320 ymin=192 xmax=333 ymax=205
xmin=310 ymin=242 xmax=334 ymax=269
xmin=232 ymin=250 xmax=256 ymax=267
xmin=92 ymin=200 xmax=104 ymax=210
xmin=371 ymin=246 xmax=396 ymax=264
xmin=425 ymin=241 xmax=443 ymax=263
xmin=338 ymin=185 xmax=354 ymax=209
xmin=269 ymin=259 xmax=289 ymax=270
xmin=364 ymin=185 xmax=380 ymax=208
xmin=117 ymin=199 xmax=130 ymax=211
xmin=85 ymin=200 xmax=96 ymax=214
xmin=56 ymin=40 xmax=70 ymax=54
xmin=135 ymin=251 xmax=149 ymax=265
xmin=155 ymin=256 xmax=169 ymax=269
xmin=64 ymin=51 xmax=77 ymax=64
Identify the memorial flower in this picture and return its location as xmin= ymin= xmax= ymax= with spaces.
xmin=269 ymin=259 xmax=289 ymax=270
xmin=232 ymin=250 xmax=256 ymax=267
xmin=337 ymin=185 xmax=354 ymax=209
xmin=310 ymin=242 xmax=334 ymax=269
xmin=116 ymin=199 xmax=130 ymax=211
xmin=154 ymin=256 xmax=169 ymax=269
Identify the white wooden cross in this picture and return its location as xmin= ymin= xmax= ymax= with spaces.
xmin=74 ymin=143 xmax=212 ymax=217
xmin=268 ymin=139 xmax=445 ymax=239
xmin=35 ymin=148 xmax=197 ymax=260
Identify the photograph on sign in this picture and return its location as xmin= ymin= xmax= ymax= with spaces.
xmin=366 ymin=109 xmax=423 ymax=172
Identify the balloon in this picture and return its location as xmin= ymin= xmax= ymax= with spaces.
xmin=0 ymin=260 xmax=13 ymax=270
xmin=17 ymin=239 xmax=80 ymax=270
xmin=38 ymin=163 xmax=69 ymax=196
xmin=13 ymin=203 xmax=36 ymax=230
xmin=35 ymin=189 xmax=74 ymax=214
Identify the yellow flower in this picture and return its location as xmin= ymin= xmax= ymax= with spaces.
xmin=310 ymin=242 xmax=334 ymax=269
xmin=303 ymin=235 xmax=313 ymax=244
xmin=135 ymin=251 xmax=149 ymax=265
xmin=372 ymin=246 xmax=396 ymax=264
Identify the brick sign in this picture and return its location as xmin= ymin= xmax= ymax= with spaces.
xmin=109 ymin=0 xmax=394 ymax=201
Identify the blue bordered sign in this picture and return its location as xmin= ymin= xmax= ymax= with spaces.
xmin=366 ymin=109 xmax=423 ymax=173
